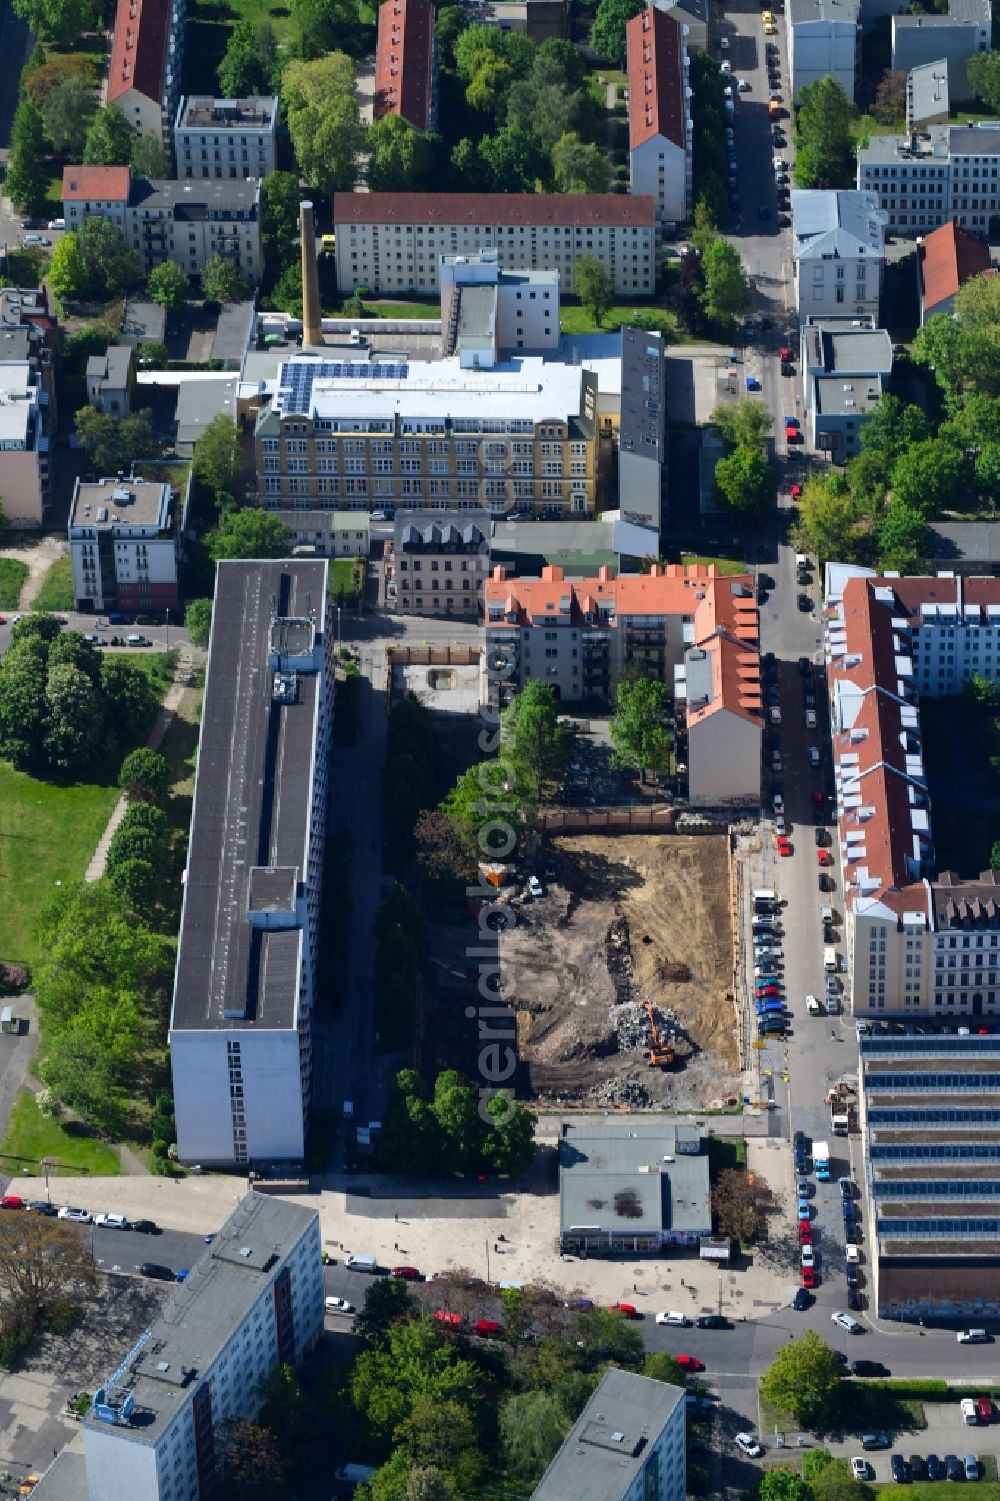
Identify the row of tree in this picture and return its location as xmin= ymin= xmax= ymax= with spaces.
xmin=373 ymin=884 xmax=424 ymax=1051
xmin=373 ymin=1067 xmax=536 ymax=1178
xmin=711 ymin=398 xmax=775 ymax=516
xmin=669 ymin=204 xmax=750 ymax=336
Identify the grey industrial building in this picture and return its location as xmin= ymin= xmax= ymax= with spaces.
xmin=860 ymin=1032 xmax=1000 ymax=1321
xmin=530 ymin=1368 xmax=686 ymax=1501
xmin=559 ymin=1120 xmax=711 ymax=1254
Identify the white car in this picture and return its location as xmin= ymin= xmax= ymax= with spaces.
xmin=737 ymin=78 xmax=751 ymax=91
xmin=720 ymin=35 xmax=729 ymax=48
xmin=720 ymin=59 xmax=732 ymax=74
xmin=851 ymin=1459 xmax=870 ymax=1481
xmin=58 ymin=1206 xmax=91 ymax=1223
xmin=736 ymin=1434 xmax=764 ymax=1458
xmin=846 ymin=1244 xmax=860 ymax=1264
xmin=831 ymin=1310 xmax=862 ymax=1333
xmin=773 ymin=794 xmax=784 ymax=812
xmin=773 ymin=158 xmax=787 ymax=173
xmin=655 ymin=1310 xmax=690 ymax=1326
xmin=800 ymin=1244 xmax=814 ymax=1266
xmin=805 ymin=709 xmax=817 ymax=729
xmin=325 ymin=1296 xmax=354 ymax=1313
xmin=527 ymin=876 xmax=544 ymax=898
xmin=95 ymin=1213 xmax=128 ymax=1230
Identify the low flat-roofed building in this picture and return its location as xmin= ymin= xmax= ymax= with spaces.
xmin=800 ymin=321 xmax=893 ymax=458
xmin=558 ymin=1119 xmax=711 ymax=1253
xmin=69 ymin=474 xmax=189 ymax=613
xmin=892 ymin=0 xmax=990 ymax=100
xmin=489 ymin=515 xmax=660 ymax=576
xmin=173 ymin=376 xmax=238 ymax=455
xmin=389 ymin=509 xmax=489 ymax=617
xmin=273 ymin=509 xmax=371 ymax=558
xmin=439 ymin=251 xmax=560 ymax=363
xmin=907 ymin=59 xmax=950 ymax=130
xmin=530 ymin=1367 xmax=686 ymax=1501
xmin=860 ymin=1031 xmax=1000 ymax=1321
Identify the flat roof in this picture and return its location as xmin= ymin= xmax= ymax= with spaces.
xmin=70 ymin=477 xmax=171 ymax=530
xmin=532 ymin=1368 xmax=684 ymax=1501
xmin=129 ymin=176 xmax=260 ymax=217
xmin=0 ymin=362 xmax=36 ymax=442
xmin=176 ymin=95 xmax=278 ymax=130
xmin=789 ymin=0 xmax=859 ymax=23
xmin=27 ymin=1445 xmax=88 ymax=1501
xmin=907 ymin=60 xmax=949 ymax=127
xmin=272 ymin=509 xmax=371 ymax=532
xmin=171 ymin=561 xmax=327 ymax=1033
xmin=814 ymin=373 xmax=885 ymax=414
xmin=175 ymin=378 xmax=237 ymax=449
xmin=84 ymin=1194 xmax=317 ymax=1447
xmin=559 ymin=1120 xmax=709 ymax=1236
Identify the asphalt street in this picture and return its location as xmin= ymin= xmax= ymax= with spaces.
xmin=0 ymin=609 xmax=186 ymax=657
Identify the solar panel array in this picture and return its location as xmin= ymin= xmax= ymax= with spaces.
xmin=277 ymin=360 xmax=410 ymax=415
xmin=871 ymin=1141 xmax=1000 ymax=1162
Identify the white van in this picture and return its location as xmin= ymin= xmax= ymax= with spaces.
xmin=806 ymin=995 xmax=823 ymax=1015
xmin=345 ymin=1253 xmax=378 ymax=1273
xmin=753 ymin=888 xmax=778 ymax=910
xmin=823 ymin=946 xmax=837 ymax=972
xmin=958 ymin=1328 xmax=990 ymax=1344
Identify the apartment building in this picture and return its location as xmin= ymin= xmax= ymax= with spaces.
xmin=374 ymin=0 xmax=437 ymax=131
xmin=81 ymin=1194 xmax=322 ymax=1501
xmin=332 ymin=192 xmax=657 ymax=297
xmin=906 ymin=59 xmax=950 ymax=131
xmin=62 ymin=166 xmax=262 ymax=284
xmin=174 ymin=95 xmax=278 ymax=180
xmin=892 ymin=0 xmax=990 ymax=99
xmin=0 ymin=362 xmax=49 ymax=526
xmin=858 ymin=122 xmax=1000 ymax=237
xmin=626 ymin=6 xmax=692 ymax=231
xmin=86 ymin=345 xmax=135 ymax=416
xmin=107 ymin=0 xmax=185 ymax=148
xmin=0 ymin=283 xmax=58 ymax=430
xmin=788 ymin=0 xmax=861 ymax=102
xmin=170 ymin=560 xmax=332 ymax=1167
xmin=917 ymin=216 xmax=992 ymax=322
xmin=388 ymin=509 xmax=490 ymax=616
xmin=799 ymin=318 xmax=893 ymax=458
xmin=253 ymin=354 xmax=598 ymax=517
xmin=825 ymin=568 xmax=1000 ymax=1021
xmin=531 ymin=1368 xmax=685 ymax=1501
xmin=485 ymin=562 xmax=761 ymax=802
xmin=69 ymin=475 xmax=188 ymax=614
xmin=439 ymin=251 xmax=560 ymax=363
xmin=791 ymin=190 xmax=886 ymax=324
xmin=619 ymin=325 xmax=667 ymax=531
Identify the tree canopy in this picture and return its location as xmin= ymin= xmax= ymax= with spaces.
xmin=760 ymin=1330 xmax=843 ymax=1427
xmin=501 ymin=680 xmax=567 ymax=802
xmin=282 ymin=53 xmax=364 ymax=195
xmin=218 ymin=19 xmax=280 ymax=97
xmin=147 ymin=259 xmax=189 ymax=314
xmin=12 ymin=0 xmax=97 ymax=47
xmin=208 ymin=507 xmax=292 ymax=561
xmin=74 ymin=407 xmax=161 ymax=477
xmin=375 ymin=1068 xmax=536 ymax=1178
xmin=794 ymin=77 xmax=855 ymax=189
xmin=83 ymin=103 xmax=135 ymax=165
xmin=367 ymin=115 xmax=441 ymax=192
xmin=589 ymin=0 xmax=644 ymax=67
xmin=201 ymin=254 xmax=251 ymax=305
xmin=576 ymin=254 xmax=614 ymax=328
xmin=609 ymin=677 xmax=672 ymax=779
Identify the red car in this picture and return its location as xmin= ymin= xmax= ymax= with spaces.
xmin=790 ymin=484 xmax=803 ymax=500
xmin=608 ymin=1302 xmax=638 ymax=1318
xmin=391 ymin=1265 xmax=422 ymax=1281
xmin=816 ymin=850 xmax=832 ymax=867
xmin=434 ymin=1309 xmax=462 ymax=1326
xmin=786 ymin=428 xmax=803 ymax=443
xmin=0 ymin=1196 xmax=22 ymax=1210
xmin=777 ymin=838 xmax=792 ymax=857
xmin=811 ymin=790 xmax=824 ymax=806
xmin=779 ymin=347 xmax=793 ymax=361
xmin=757 ymin=985 xmax=781 ymax=998
xmin=799 ymin=1223 xmax=813 ymax=1244
xmin=675 ymin=1354 xmax=704 ymax=1371
xmin=801 ymin=1266 xmax=818 ymax=1288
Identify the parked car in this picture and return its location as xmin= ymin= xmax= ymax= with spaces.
xmin=696 ymin=1315 xmax=731 ymax=1330
xmin=831 ymin=1311 xmax=862 ymax=1332
xmin=735 ymin=1434 xmax=764 ymax=1457
xmin=945 ymin=1455 xmax=964 ymax=1482
xmin=527 ymin=876 xmax=544 ymax=898
xmin=95 ymin=1213 xmax=129 ymax=1230
xmin=656 ymin=1310 xmax=690 ymax=1326
xmin=326 ymin=1296 xmax=354 ymax=1313
xmin=910 ymin=1456 xmax=928 ymax=1481
xmin=965 ymin=1455 xmax=980 ymax=1481
xmin=927 ymin=1455 xmax=945 ymax=1482
xmin=26 ymin=1201 xmax=56 ymax=1216
xmin=131 ymin=1218 xmax=160 ymax=1234
xmin=57 ymin=1206 xmax=92 ymax=1223
xmin=675 ymin=1354 xmax=703 ymax=1371
xmin=608 ymin=1302 xmax=638 ymax=1318
xmin=139 ymin=1262 xmax=175 ymax=1281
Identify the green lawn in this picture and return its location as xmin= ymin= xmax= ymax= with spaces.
xmin=560 ymin=303 xmax=681 ymax=338
xmin=0 ymin=560 xmax=28 ymax=610
xmin=0 ymin=764 xmax=121 ymax=966
xmin=30 ymin=555 xmax=74 ymax=613
xmin=673 ymin=553 xmax=749 ymax=576
xmin=0 ymin=1089 xmax=120 ymax=1177
xmin=880 ymin=1487 xmax=1000 ymax=1501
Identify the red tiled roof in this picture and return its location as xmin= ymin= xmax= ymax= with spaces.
xmin=918 ymin=219 xmax=993 ymax=316
xmin=627 ymin=6 xmax=687 ymax=153
xmin=333 ymin=193 xmax=657 ymax=228
xmin=107 ymin=0 xmax=172 ymax=106
xmin=62 ymin=165 xmax=131 ymax=202
xmin=374 ymin=0 xmax=435 ymax=131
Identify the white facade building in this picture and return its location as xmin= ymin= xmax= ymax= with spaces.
xmin=83 ymin=1194 xmax=322 ymax=1501
xmin=800 ymin=318 xmax=893 ymax=458
xmin=531 ymin=1368 xmax=686 ymax=1501
xmin=626 ymin=6 xmax=692 ymax=230
xmin=439 ymin=251 xmax=560 ymax=363
xmin=788 ymin=0 xmax=861 ymax=102
xmin=858 ymin=122 xmax=1000 ymax=236
xmin=792 ymin=189 xmax=886 ymax=323
xmin=174 ymin=96 xmax=278 ymax=180
xmin=891 ymin=0 xmax=990 ymax=100
xmin=0 ymin=361 xmax=49 ymax=527
xmin=170 ymin=560 xmax=332 ymax=1168
xmin=69 ymin=475 xmax=188 ymax=614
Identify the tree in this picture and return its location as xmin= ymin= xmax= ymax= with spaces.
xmin=131 ymin=131 xmax=172 ymax=178
xmin=551 ymin=132 xmax=611 ymax=194
xmin=500 ymin=1390 xmax=572 ymax=1481
xmin=0 ymin=1212 xmax=98 ymax=1336
xmin=711 ymin=1165 xmax=772 ymax=1242
xmin=63 ymin=216 xmax=141 ymax=296
xmin=147 ymin=260 xmax=189 ymax=314
xmin=506 ymin=75 xmax=580 ymax=155
xmin=107 ymin=856 xmax=159 ymax=908
xmin=282 ymin=54 xmax=364 ymax=196
xmin=759 ymin=1471 xmax=811 ymax=1501
xmin=354 ymin=1275 xmax=416 ymax=1346
xmin=465 ymin=55 xmax=514 ymax=118
xmin=811 ymin=1459 xmax=869 ymax=1501
xmin=700 ymin=237 xmax=748 ymax=325
xmin=453 ymin=25 xmax=534 ymax=84
xmin=478 ymin=124 xmax=547 ymax=192
xmin=794 ymin=477 xmax=860 ymax=563
xmin=794 ymin=77 xmax=855 ymax=189
xmin=290 ymin=0 xmax=368 ymax=58
xmin=12 ymin=0 xmax=97 ymax=46
xmin=74 ymin=407 xmax=161 ymax=476
xmin=0 ymin=639 xmax=49 ymax=768
xmin=964 ymin=672 xmax=1000 ymax=716
xmin=261 ymin=170 xmax=303 ymax=270
xmin=256 ymin=1364 xmax=306 ymax=1444
xmin=890 ymin=437 xmax=966 ymax=519
xmin=220 ymin=1418 xmax=288 ymax=1499
xmin=643 ymin=1351 xmax=689 ymax=1384
xmin=610 ymin=677 xmax=672 ymax=780
xmin=118 ymin=747 xmax=170 ymax=803
xmin=5 ymin=100 xmax=49 ymax=217
xmin=25 ymin=52 xmax=96 ymax=109
xmin=576 ymin=253 xmax=613 ymax=329
xmin=351 ymin=1316 xmax=481 ymax=1440
xmin=201 ymin=254 xmax=251 ymax=305
xmin=876 ymin=499 xmax=929 ymax=573
xmin=397 ymin=1397 xmax=482 ymax=1493
xmin=209 ymin=508 xmax=292 ymax=561
xmin=801 ymin=1450 xmax=836 ymax=1482
xmin=432 ymin=1071 xmax=482 ymax=1174
xmin=589 ymin=0 xmax=644 ymax=67
xmin=967 ymin=50 xmax=1000 ymax=112
xmin=192 ymin=412 xmax=242 ymax=496
xmin=83 ymin=104 xmax=135 ymax=165
xmin=44 ymin=661 xmax=105 ymax=770
xmin=415 ymin=807 xmax=477 ymax=886
xmin=577 ymin=1306 xmax=643 ymax=1366
xmin=991 ymin=838 xmax=1000 ymax=869
xmin=501 ymin=680 xmax=566 ymax=801
xmin=711 ymin=399 xmax=772 ymax=450
xmin=367 ymin=115 xmax=441 ymax=192
xmin=872 ymin=68 xmax=906 ymax=125
xmin=760 ymin=1330 xmax=843 ymax=1427
xmin=436 ymin=5 xmax=468 ymax=68
xmin=218 ymin=19 xmax=279 ymax=97
xmin=914 ymin=312 xmax=968 ymax=408
xmin=715 ymin=444 xmax=773 ymax=514
xmin=858 ymin=393 xmax=929 ymax=481
xmin=42 ymin=76 xmax=94 ymax=156
xmin=481 ymin=1091 xmax=536 ymax=1176
xmin=100 ymin=656 xmax=160 ymax=746
xmin=184 ymin=598 xmax=213 ymax=649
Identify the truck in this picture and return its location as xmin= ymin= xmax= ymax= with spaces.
xmin=831 ymin=1107 xmax=850 ymax=1137
xmin=813 ymin=1140 xmax=831 ymax=1180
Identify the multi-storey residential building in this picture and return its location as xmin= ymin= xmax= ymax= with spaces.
xmin=619 ymin=325 xmax=667 ymax=531
xmin=81 ymin=1194 xmax=322 ymax=1501
xmin=791 ymin=190 xmax=886 ymax=324
xmin=253 ymin=355 xmax=598 ymax=517
xmin=107 ymin=0 xmax=185 ymax=149
xmin=62 ymin=166 xmax=262 ymax=284
xmin=174 ymin=96 xmax=278 ymax=180
xmin=69 ymin=475 xmax=188 ymax=614
xmin=332 ymin=192 xmax=657 ymax=297
xmin=485 ymin=562 xmax=761 ymax=802
xmin=858 ymin=122 xmax=1000 ymax=237
xmin=799 ymin=317 xmax=893 ymax=459
xmin=788 ymin=0 xmax=861 ymax=102
xmin=0 ymin=362 xmax=49 ymax=526
xmin=0 ymin=284 xmax=58 ymax=429
xmin=906 ymin=59 xmax=950 ymax=130
xmin=170 ymin=560 xmax=332 ymax=1167
xmin=917 ymin=216 xmax=992 ymax=322
xmin=892 ymin=0 xmax=990 ymax=99
xmin=531 ymin=1368 xmax=686 ymax=1501
xmin=388 ymin=510 xmax=489 ymax=616
xmin=86 ymin=345 xmax=135 ymax=416
xmin=439 ymin=251 xmax=560 ymax=362
xmin=626 ymin=6 xmax=692 ymax=231
xmin=374 ymin=0 xmax=437 ymax=131
xmin=825 ymin=568 xmax=1000 ymax=1021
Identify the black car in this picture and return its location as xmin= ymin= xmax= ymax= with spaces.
xmin=798 ymin=594 xmax=813 ymax=612
xmin=792 ymin=1287 xmax=813 ymax=1311
xmin=759 ymin=574 xmax=775 ymax=591
xmin=927 ymin=1456 xmax=945 ymax=1482
xmin=27 ymin=1201 xmax=56 ymax=1216
xmin=853 ymin=1360 xmax=889 ymax=1377
xmin=847 ymin=1286 xmax=861 ymax=1310
xmin=778 ymin=215 xmax=792 ymax=228
xmin=910 ymin=1457 xmax=929 ymax=1482
xmin=846 ymin=1265 xmax=859 ymax=1287
xmin=781 ymin=359 xmax=795 ymax=374
xmin=140 ymin=1262 xmax=175 ymax=1280
xmin=819 ymin=872 xmax=834 ymax=890
xmin=815 ymin=828 xmax=827 ymax=846
xmin=696 ymin=1315 xmax=732 ymax=1330
xmin=132 ymin=1219 xmax=160 ymax=1234
xmin=945 ymin=1455 xmax=963 ymax=1482
xmin=891 ymin=1456 xmax=909 ymax=1484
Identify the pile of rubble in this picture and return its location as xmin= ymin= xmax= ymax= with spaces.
xmin=610 ymin=1000 xmax=682 ymax=1055
xmin=590 ymin=1077 xmax=653 ymax=1107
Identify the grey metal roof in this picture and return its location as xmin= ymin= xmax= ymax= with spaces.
xmin=808 ymin=328 xmax=893 ymax=375
xmin=789 ymin=0 xmax=859 ymax=24
xmin=174 ymin=378 xmax=237 ymax=450
xmin=620 ymin=326 xmax=666 ymax=466
xmin=792 ymin=190 xmax=885 ymax=261
xmin=814 ymin=373 xmax=885 ymax=414
xmin=928 ymin=522 xmax=1000 ymax=563
xmin=907 ymin=60 xmax=950 ymax=129
xmin=211 ymin=300 xmax=255 ymax=365
xmin=532 ymin=1368 xmax=685 ymax=1501
xmin=559 ymin=1120 xmax=709 ymax=1236
xmin=949 ymin=125 xmax=1000 ymax=156
xmin=83 ymin=1195 xmax=318 ymax=1448
xmin=457 ymin=284 xmax=496 ymax=343
xmin=129 ymin=175 xmax=260 ymax=219
xmin=171 ymin=560 xmax=327 ymax=1033
xmin=271 ymin=509 xmax=371 ymax=533
xmin=26 ymin=1447 xmax=89 ymax=1501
